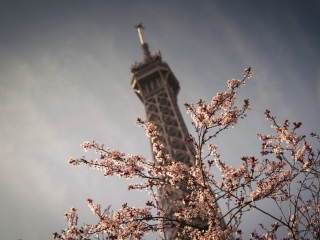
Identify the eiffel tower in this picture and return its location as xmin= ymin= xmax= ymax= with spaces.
xmin=130 ymin=24 xmax=225 ymax=239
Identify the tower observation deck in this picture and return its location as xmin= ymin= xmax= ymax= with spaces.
xmin=130 ymin=25 xmax=225 ymax=239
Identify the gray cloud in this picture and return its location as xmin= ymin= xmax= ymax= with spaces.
xmin=0 ymin=1 xmax=319 ymax=239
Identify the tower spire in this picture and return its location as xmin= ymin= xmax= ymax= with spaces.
xmin=135 ymin=23 xmax=151 ymax=62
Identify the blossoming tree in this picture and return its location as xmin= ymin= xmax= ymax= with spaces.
xmin=54 ymin=68 xmax=320 ymax=240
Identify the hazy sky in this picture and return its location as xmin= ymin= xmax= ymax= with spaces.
xmin=0 ymin=1 xmax=319 ymax=239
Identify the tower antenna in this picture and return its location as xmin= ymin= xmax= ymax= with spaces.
xmin=134 ymin=23 xmax=150 ymax=61
xmin=134 ymin=23 xmax=145 ymax=44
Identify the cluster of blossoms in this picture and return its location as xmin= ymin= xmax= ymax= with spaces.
xmin=54 ymin=68 xmax=319 ymax=239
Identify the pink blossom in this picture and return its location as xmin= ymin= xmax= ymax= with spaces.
xmin=55 ymin=68 xmax=320 ymax=240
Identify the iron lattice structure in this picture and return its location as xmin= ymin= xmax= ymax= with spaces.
xmin=131 ymin=54 xmax=194 ymax=165
xmin=131 ymin=24 xmax=194 ymax=166
xmin=131 ymin=25 xmax=225 ymax=239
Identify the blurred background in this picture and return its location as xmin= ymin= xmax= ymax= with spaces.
xmin=0 ymin=1 xmax=319 ymax=239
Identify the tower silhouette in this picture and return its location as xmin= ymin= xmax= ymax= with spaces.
xmin=130 ymin=25 xmax=224 ymax=239
xmin=131 ymin=24 xmax=194 ymax=166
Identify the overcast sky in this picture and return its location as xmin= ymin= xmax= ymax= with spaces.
xmin=0 ymin=1 xmax=319 ymax=239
